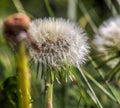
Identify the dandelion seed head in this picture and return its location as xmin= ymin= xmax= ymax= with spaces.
xmin=28 ymin=18 xmax=89 ymax=67
xmin=94 ymin=16 xmax=120 ymax=67
xmin=94 ymin=16 xmax=120 ymax=52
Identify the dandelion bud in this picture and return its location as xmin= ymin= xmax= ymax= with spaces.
xmin=3 ymin=13 xmax=31 ymax=43
xmin=28 ymin=18 xmax=89 ymax=68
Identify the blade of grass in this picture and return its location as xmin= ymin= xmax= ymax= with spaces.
xmin=88 ymin=55 xmax=104 ymax=78
xmin=70 ymin=66 xmax=98 ymax=107
xmin=83 ymin=69 xmax=116 ymax=101
xmin=104 ymin=0 xmax=118 ymax=15
xmin=12 ymin=0 xmax=26 ymax=13
xmin=87 ymin=90 xmax=98 ymax=105
xmin=105 ymin=62 xmax=120 ymax=81
xmin=76 ymin=95 xmax=82 ymax=108
xmin=88 ymin=55 xmax=119 ymax=103
xmin=12 ymin=0 xmax=34 ymax=19
xmin=95 ymin=55 xmax=119 ymax=69
xmin=44 ymin=0 xmax=55 ymax=17
xmin=67 ymin=0 xmax=77 ymax=21
xmin=77 ymin=65 xmax=103 ymax=108
xmin=107 ymin=84 xmax=120 ymax=104
xmin=78 ymin=0 xmax=98 ymax=33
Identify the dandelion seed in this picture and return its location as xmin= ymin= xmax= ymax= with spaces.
xmin=28 ymin=18 xmax=89 ymax=68
xmin=94 ymin=16 xmax=120 ymax=67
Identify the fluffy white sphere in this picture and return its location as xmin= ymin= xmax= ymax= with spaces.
xmin=28 ymin=18 xmax=89 ymax=67
xmin=94 ymin=16 xmax=120 ymax=51
xmin=94 ymin=16 xmax=120 ymax=67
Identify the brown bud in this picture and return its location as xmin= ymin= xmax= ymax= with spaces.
xmin=3 ymin=13 xmax=31 ymax=43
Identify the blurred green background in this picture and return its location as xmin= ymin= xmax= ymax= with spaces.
xmin=0 ymin=0 xmax=120 ymax=108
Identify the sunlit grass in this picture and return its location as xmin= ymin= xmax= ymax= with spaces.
xmin=0 ymin=0 xmax=120 ymax=108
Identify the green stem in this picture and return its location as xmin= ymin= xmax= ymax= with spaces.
xmin=16 ymin=42 xmax=31 ymax=108
xmin=45 ymin=70 xmax=54 ymax=108
xmin=45 ymin=83 xmax=53 ymax=108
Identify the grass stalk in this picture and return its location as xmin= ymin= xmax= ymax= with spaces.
xmin=77 ymin=65 xmax=103 ymax=108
